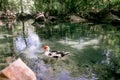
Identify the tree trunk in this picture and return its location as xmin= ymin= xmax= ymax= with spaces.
xmin=20 ymin=0 xmax=23 ymax=13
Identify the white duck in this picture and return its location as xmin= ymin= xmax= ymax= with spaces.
xmin=43 ymin=46 xmax=69 ymax=58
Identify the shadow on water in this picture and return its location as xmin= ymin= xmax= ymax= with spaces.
xmin=0 ymin=19 xmax=120 ymax=80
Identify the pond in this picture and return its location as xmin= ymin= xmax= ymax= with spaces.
xmin=0 ymin=19 xmax=120 ymax=80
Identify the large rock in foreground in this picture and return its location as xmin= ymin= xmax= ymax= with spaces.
xmin=0 ymin=58 xmax=36 ymax=80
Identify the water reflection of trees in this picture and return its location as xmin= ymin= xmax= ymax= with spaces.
xmin=37 ymin=23 xmax=105 ymax=40
xmin=37 ymin=23 xmax=120 ymax=79
xmin=37 ymin=23 xmax=120 ymax=56
xmin=38 ymin=23 xmax=119 ymax=48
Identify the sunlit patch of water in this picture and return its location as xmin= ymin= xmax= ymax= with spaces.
xmin=58 ymin=38 xmax=99 ymax=50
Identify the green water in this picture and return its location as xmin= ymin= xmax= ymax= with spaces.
xmin=38 ymin=23 xmax=120 ymax=79
xmin=0 ymin=20 xmax=120 ymax=79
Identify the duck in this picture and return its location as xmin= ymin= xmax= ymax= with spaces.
xmin=43 ymin=46 xmax=69 ymax=58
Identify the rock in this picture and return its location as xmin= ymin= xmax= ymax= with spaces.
xmin=34 ymin=12 xmax=46 ymax=22
xmin=70 ymin=15 xmax=87 ymax=23
xmin=0 ymin=58 xmax=36 ymax=80
xmin=0 ymin=20 xmax=3 ymax=26
xmin=105 ymin=13 xmax=120 ymax=21
xmin=34 ymin=12 xmax=45 ymax=19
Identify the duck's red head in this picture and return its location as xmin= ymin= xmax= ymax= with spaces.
xmin=43 ymin=46 xmax=49 ymax=51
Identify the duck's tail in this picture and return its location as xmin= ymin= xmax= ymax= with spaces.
xmin=64 ymin=52 xmax=70 ymax=55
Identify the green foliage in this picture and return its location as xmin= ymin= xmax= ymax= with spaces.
xmin=33 ymin=0 xmax=120 ymax=16
xmin=34 ymin=0 xmax=42 ymax=11
xmin=111 ymin=0 xmax=120 ymax=9
xmin=0 ymin=0 xmax=9 ymax=11
xmin=0 ymin=0 xmax=120 ymax=16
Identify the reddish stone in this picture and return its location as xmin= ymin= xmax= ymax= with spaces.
xmin=0 ymin=58 xmax=36 ymax=80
